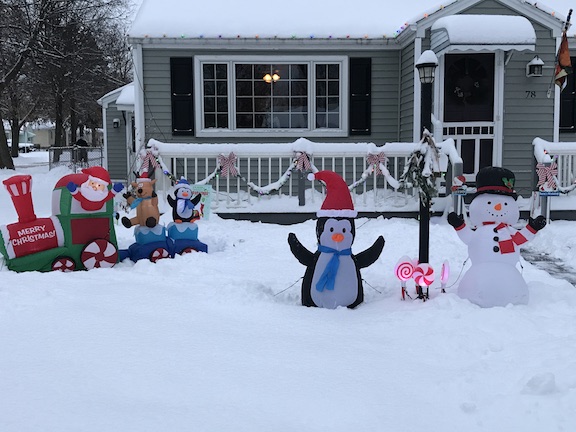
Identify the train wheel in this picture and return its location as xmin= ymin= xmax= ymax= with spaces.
xmin=150 ymin=247 xmax=170 ymax=262
xmin=179 ymin=247 xmax=198 ymax=255
xmin=52 ymin=257 xmax=76 ymax=272
xmin=81 ymin=239 xmax=118 ymax=269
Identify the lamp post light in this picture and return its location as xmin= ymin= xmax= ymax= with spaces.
xmin=415 ymin=50 xmax=438 ymax=286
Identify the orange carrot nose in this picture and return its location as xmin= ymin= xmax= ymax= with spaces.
xmin=182 ymin=192 xmax=189 ymax=197
xmin=494 ymin=203 xmax=502 ymax=211
xmin=332 ymin=233 xmax=344 ymax=242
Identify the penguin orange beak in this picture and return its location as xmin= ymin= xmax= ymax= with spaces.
xmin=332 ymin=233 xmax=344 ymax=242
xmin=494 ymin=203 xmax=502 ymax=211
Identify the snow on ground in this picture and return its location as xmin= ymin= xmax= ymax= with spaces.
xmin=0 ymin=152 xmax=575 ymax=431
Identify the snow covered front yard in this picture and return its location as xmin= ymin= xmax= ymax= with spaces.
xmin=0 ymin=155 xmax=575 ymax=431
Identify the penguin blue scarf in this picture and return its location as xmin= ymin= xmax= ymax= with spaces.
xmin=316 ymin=246 xmax=352 ymax=292
xmin=180 ymin=198 xmax=196 ymax=210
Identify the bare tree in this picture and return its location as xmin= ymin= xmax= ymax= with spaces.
xmin=0 ymin=0 xmax=132 ymax=168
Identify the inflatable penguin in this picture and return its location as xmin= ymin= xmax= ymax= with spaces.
xmin=167 ymin=177 xmax=201 ymax=223
xmin=448 ymin=166 xmax=546 ymax=307
xmin=288 ymin=171 xmax=385 ymax=309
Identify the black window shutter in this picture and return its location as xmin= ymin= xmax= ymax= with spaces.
xmin=349 ymin=58 xmax=371 ymax=135
xmin=170 ymin=58 xmax=194 ymax=135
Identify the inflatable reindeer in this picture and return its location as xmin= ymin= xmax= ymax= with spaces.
xmin=121 ymin=171 xmax=160 ymax=229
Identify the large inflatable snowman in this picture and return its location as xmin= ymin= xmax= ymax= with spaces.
xmin=448 ymin=166 xmax=546 ymax=307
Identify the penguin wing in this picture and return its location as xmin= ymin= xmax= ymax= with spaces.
xmin=191 ymin=194 xmax=202 ymax=206
xmin=288 ymin=233 xmax=315 ymax=266
xmin=354 ymin=235 xmax=385 ymax=268
xmin=167 ymin=195 xmax=176 ymax=208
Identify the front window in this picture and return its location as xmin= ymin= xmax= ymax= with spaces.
xmin=195 ymin=56 xmax=347 ymax=137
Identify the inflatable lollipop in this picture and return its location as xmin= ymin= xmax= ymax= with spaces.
xmin=394 ymin=256 xmax=415 ymax=300
xmin=413 ymin=263 xmax=434 ymax=300
xmin=440 ymin=260 xmax=450 ymax=293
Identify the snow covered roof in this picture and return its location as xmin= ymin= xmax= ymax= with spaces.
xmin=115 ymin=84 xmax=135 ymax=112
xmin=128 ymin=0 xmax=456 ymax=40
xmin=128 ymin=0 xmax=569 ymax=41
xmin=431 ymin=15 xmax=536 ymax=53
xmin=97 ymin=82 xmax=134 ymax=110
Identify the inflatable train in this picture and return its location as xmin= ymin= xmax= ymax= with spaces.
xmin=0 ymin=173 xmax=118 ymax=272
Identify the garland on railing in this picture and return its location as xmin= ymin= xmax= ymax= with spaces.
xmin=399 ymin=131 xmax=441 ymax=206
xmin=348 ymin=152 xmax=400 ymax=191
xmin=150 ymin=150 xmax=319 ymax=195
xmin=145 ymin=145 xmax=403 ymax=196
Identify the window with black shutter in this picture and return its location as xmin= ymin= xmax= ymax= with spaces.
xmin=349 ymin=58 xmax=371 ymax=135
xmin=560 ymin=56 xmax=576 ymax=132
xmin=170 ymin=58 xmax=194 ymax=135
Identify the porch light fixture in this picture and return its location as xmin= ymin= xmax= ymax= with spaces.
xmin=526 ymin=55 xmax=544 ymax=77
xmin=263 ymin=72 xmax=280 ymax=83
xmin=415 ymin=50 xmax=439 ymax=84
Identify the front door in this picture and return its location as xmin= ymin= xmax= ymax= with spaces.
xmin=442 ymin=53 xmax=496 ymax=182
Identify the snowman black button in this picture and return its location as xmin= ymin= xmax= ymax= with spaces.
xmin=493 ymin=228 xmax=498 ymax=233
xmin=493 ymin=246 xmax=500 ymax=252
xmin=493 ymin=236 xmax=499 ymax=241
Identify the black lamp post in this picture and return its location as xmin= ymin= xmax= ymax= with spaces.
xmin=415 ymin=50 xmax=438 ymax=291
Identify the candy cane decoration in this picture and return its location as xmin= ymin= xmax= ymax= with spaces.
xmin=440 ymin=260 xmax=450 ymax=293
xmin=413 ymin=263 xmax=434 ymax=300
xmin=394 ymin=256 xmax=415 ymax=300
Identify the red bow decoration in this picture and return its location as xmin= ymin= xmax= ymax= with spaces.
xmin=294 ymin=152 xmax=312 ymax=171
xmin=218 ymin=152 xmax=238 ymax=177
xmin=366 ymin=152 xmax=387 ymax=176
xmin=140 ymin=150 xmax=160 ymax=170
xmin=536 ymin=160 xmax=558 ymax=189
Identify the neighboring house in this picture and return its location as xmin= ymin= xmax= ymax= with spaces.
xmin=3 ymin=121 xmax=36 ymax=150
xmin=118 ymin=0 xmax=573 ymax=197
xmin=97 ymin=83 xmax=135 ymax=181
xmin=30 ymin=123 xmax=53 ymax=148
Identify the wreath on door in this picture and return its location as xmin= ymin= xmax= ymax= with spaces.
xmin=446 ymin=57 xmax=491 ymax=106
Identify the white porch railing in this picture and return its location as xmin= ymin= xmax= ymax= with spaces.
xmin=147 ymin=137 xmax=462 ymax=213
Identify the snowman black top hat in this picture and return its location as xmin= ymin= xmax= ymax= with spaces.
xmin=473 ymin=166 xmax=518 ymax=199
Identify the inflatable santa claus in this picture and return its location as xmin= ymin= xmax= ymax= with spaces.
xmin=66 ymin=167 xmax=124 ymax=212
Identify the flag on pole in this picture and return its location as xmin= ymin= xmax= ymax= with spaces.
xmin=554 ymin=31 xmax=572 ymax=91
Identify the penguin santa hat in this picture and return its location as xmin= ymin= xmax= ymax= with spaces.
xmin=308 ymin=170 xmax=357 ymax=218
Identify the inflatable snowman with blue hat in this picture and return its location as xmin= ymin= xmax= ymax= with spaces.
xmin=288 ymin=170 xmax=385 ymax=309
xmin=447 ymin=166 xmax=546 ymax=307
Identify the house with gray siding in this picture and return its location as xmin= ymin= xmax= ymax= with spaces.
xmin=106 ymin=0 xmax=574 ymax=199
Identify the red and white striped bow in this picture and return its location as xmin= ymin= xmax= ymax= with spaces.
xmin=294 ymin=152 xmax=311 ymax=171
xmin=536 ymin=160 xmax=558 ymax=189
xmin=218 ymin=152 xmax=238 ymax=177
xmin=140 ymin=151 xmax=160 ymax=170
xmin=366 ymin=152 xmax=387 ymax=176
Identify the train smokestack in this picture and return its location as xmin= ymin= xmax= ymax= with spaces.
xmin=2 ymin=175 xmax=37 ymax=223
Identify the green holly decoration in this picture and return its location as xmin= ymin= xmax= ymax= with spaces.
xmin=502 ymin=177 xmax=515 ymax=189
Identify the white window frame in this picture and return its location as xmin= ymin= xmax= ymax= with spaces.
xmin=194 ymin=55 xmax=349 ymax=138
